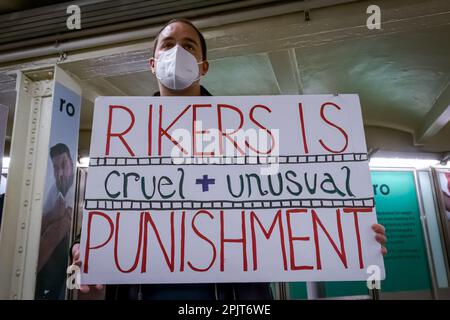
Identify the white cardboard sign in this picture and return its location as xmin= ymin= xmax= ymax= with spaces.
xmin=80 ymin=95 xmax=385 ymax=285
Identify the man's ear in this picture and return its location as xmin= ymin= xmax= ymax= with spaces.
xmin=200 ymin=60 xmax=209 ymax=76
xmin=149 ymin=57 xmax=156 ymax=75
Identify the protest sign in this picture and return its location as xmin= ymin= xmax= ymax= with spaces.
xmin=80 ymin=95 xmax=385 ymax=284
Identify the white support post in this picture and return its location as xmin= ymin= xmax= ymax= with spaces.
xmin=306 ymin=281 xmax=326 ymax=299
xmin=0 ymin=67 xmax=55 ymax=299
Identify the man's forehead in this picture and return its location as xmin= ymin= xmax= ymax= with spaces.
xmin=159 ymin=22 xmax=200 ymax=43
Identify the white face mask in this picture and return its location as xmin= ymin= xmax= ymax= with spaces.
xmin=154 ymin=44 xmax=204 ymax=91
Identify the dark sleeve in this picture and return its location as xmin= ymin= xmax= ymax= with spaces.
xmin=234 ymin=283 xmax=274 ymax=300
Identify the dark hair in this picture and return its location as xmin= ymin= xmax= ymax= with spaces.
xmin=50 ymin=143 xmax=72 ymax=161
xmin=152 ymin=18 xmax=207 ymax=60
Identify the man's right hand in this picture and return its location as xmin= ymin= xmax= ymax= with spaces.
xmin=71 ymin=243 xmax=105 ymax=295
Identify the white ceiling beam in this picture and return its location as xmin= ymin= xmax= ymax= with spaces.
xmin=83 ymin=78 xmax=127 ymax=99
xmin=268 ymin=49 xmax=303 ymax=95
xmin=79 ymin=83 xmax=102 ymax=104
xmin=61 ymin=69 xmax=104 ymax=104
xmin=415 ymin=81 xmax=450 ymax=144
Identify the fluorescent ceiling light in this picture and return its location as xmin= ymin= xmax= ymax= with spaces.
xmin=435 ymin=162 xmax=450 ymax=168
xmin=369 ymin=157 xmax=440 ymax=169
xmin=5 ymin=156 xmax=450 ymax=170
xmin=78 ymin=157 xmax=90 ymax=167
xmin=2 ymin=157 xmax=10 ymax=169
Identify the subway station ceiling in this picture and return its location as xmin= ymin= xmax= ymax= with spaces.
xmin=0 ymin=0 xmax=449 ymax=157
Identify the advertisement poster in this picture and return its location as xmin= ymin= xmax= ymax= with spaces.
xmin=434 ymin=169 xmax=450 ymax=265
xmin=34 ymin=72 xmax=81 ymax=299
xmin=321 ymin=170 xmax=431 ymax=297
xmin=0 ymin=105 xmax=7 ymax=228
xmin=436 ymin=170 xmax=450 ymax=220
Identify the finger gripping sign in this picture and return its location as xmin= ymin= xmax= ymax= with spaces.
xmin=80 ymin=95 xmax=385 ymax=285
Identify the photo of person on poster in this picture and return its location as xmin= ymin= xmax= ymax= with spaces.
xmin=438 ymin=171 xmax=450 ymax=220
xmin=35 ymin=143 xmax=75 ymax=299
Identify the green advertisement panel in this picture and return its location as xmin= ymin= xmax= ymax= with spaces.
xmin=371 ymin=170 xmax=431 ymax=291
xmin=289 ymin=170 xmax=432 ymax=299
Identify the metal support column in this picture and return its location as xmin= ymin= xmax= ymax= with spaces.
xmin=306 ymin=281 xmax=326 ymax=299
xmin=0 ymin=67 xmax=55 ymax=299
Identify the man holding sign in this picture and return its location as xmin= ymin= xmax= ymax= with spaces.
xmin=70 ymin=19 xmax=387 ymax=300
